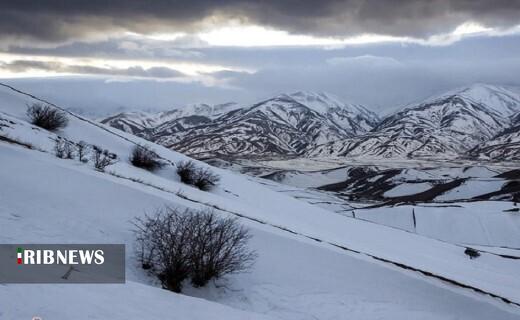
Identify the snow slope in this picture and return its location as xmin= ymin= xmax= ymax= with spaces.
xmin=1 ymin=142 xmax=519 ymax=320
xmin=1 ymin=83 xmax=520 ymax=318
xmin=354 ymin=202 xmax=520 ymax=247
xmin=470 ymin=112 xmax=520 ymax=161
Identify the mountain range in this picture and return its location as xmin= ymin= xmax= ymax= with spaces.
xmin=102 ymin=84 xmax=520 ymax=161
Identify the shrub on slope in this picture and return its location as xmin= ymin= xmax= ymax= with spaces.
xmin=176 ymin=161 xmax=220 ymax=191
xmin=134 ymin=207 xmax=256 ymax=292
xmin=129 ymin=145 xmax=165 ymax=172
xmin=26 ymin=103 xmax=68 ymax=131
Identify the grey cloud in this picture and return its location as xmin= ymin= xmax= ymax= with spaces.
xmin=2 ymin=33 xmax=520 ymax=116
xmin=1 ymin=1 xmax=520 ymax=44
xmin=0 ymin=60 xmax=186 ymax=79
xmin=6 ymin=36 xmax=205 ymax=61
xmin=326 ymin=55 xmax=403 ymax=68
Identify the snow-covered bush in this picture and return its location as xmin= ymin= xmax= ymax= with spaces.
xmin=92 ymin=145 xmax=116 ymax=171
xmin=54 ymin=139 xmax=74 ymax=159
xmin=176 ymin=161 xmax=220 ymax=191
xmin=26 ymin=103 xmax=68 ymax=131
xmin=129 ymin=145 xmax=164 ymax=171
xmin=77 ymin=141 xmax=90 ymax=163
xmin=134 ymin=207 xmax=256 ymax=292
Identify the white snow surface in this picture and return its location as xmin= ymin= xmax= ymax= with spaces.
xmin=384 ymin=182 xmax=433 ymax=197
xmin=436 ymin=179 xmax=506 ymax=201
xmin=1 ymin=83 xmax=520 ymax=319
xmin=356 ymin=202 xmax=520 ymax=247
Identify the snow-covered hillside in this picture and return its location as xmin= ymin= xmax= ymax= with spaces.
xmin=214 ymin=158 xmax=520 ymax=248
xmin=102 ymin=91 xmax=379 ymax=159
xmin=470 ymin=112 xmax=520 ymax=161
xmin=1 ymin=83 xmax=520 ymax=319
xmin=308 ymin=84 xmax=520 ymax=160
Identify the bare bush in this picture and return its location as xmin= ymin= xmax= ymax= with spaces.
xmin=193 ymin=167 xmax=220 ymax=191
xmin=129 ymin=145 xmax=164 ymax=171
xmin=188 ymin=211 xmax=256 ymax=287
xmin=92 ymin=145 xmax=117 ymax=171
xmin=464 ymin=247 xmax=480 ymax=259
xmin=54 ymin=139 xmax=74 ymax=159
xmin=176 ymin=161 xmax=196 ymax=184
xmin=77 ymin=141 xmax=90 ymax=163
xmin=134 ymin=207 xmax=255 ymax=293
xmin=134 ymin=208 xmax=193 ymax=292
xmin=26 ymin=103 xmax=68 ymax=131
xmin=176 ymin=161 xmax=220 ymax=191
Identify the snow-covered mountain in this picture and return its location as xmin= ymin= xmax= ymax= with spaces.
xmin=103 ymin=92 xmax=379 ymax=159
xmin=102 ymin=84 xmax=520 ymax=161
xmin=101 ymin=102 xmax=240 ymax=136
xmin=308 ymin=84 xmax=520 ymax=159
xmin=469 ymin=111 xmax=520 ymax=161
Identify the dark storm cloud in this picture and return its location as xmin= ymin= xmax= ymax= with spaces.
xmin=1 ymin=1 xmax=520 ymax=44
xmin=0 ymin=60 xmax=186 ymax=78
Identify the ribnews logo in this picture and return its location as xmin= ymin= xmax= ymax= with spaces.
xmin=1 ymin=244 xmax=125 ymax=283
xmin=16 ymin=247 xmax=105 ymax=265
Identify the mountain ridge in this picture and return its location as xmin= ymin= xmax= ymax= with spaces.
xmin=308 ymin=84 xmax=520 ymax=160
xmin=102 ymin=84 xmax=520 ymax=161
xmin=102 ymin=91 xmax=380 ymax=158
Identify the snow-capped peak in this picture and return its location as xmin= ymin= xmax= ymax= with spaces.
xmin=165 ymin=102 xmax=240 ymax=119
xmin=456 ymin=83 xmax=520 ymax=116
xmin=281 ymin=91 xmax=372 ymax=116
xmin=423 ymin=83 xmax=520 ymax=117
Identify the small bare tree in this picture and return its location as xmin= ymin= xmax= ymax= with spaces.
xmin=54 ymin=139 xmax=74 ymax=159
xmin=134 ymin=207 xmax=255 ymax=293
xmin=129 ymin=145 xmax=164 ymax=171
xmin=77 ymin=141 xmax=90 ymax=163
xmin=92 ymin=145 xmax=117 ymax=171
xmin=27 ymin=103 xmax=68 ymax=131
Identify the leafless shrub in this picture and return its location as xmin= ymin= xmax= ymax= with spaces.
xmin=129 ymin=145 xmax=164 ymax=171
xmin=77 ymin=141 xmax=90 ymax=163
xmin=176 ymin=161 xmax=197 ymax=184
xmin=176 ymin=161 xmax=220 ymax=191
xmin=92 ymin=145 xmax=117 ymax=171
xmin=26 ymin=103 xmax=68 ymax=131
xmin=134 ymin=207 xmax=255 ymax=293
xmin=188 ymin=210 xmax=256 ymax=287
xmin=464 ymin=247 xmax=480 ymax=259
xmin=54 ymin=138 xmax=74 ymax=159
xmin=193 ymin=167 xmax=220 ymax=191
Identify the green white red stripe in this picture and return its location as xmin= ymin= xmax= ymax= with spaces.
xmin=17 ymin=247 xmax=23 ymax=264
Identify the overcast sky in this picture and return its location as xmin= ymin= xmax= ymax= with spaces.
xmin=1 ymin=1 xmax=520 ymax=115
